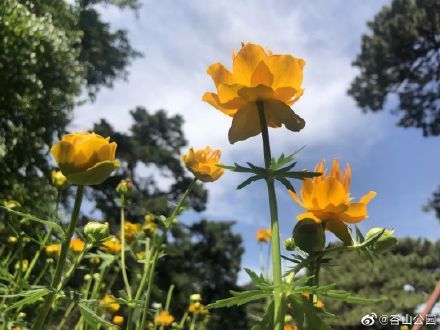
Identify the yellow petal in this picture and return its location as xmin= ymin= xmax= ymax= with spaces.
xmin=263 ymin=99 xmax=305 ymax=132
xmin=263 ymin=55 xmax=304 ymax=90
xmin=312 ymin=177 xmax=347 ymax=209
xmin=297 ymin=212 xmax=321 ymax=222
xmin=360 ymin=191 xmax=376 ymax=204
xmin=51 ymin=141 xmax=75 ymax=171
xmin=65 ymin=160 xmax=117 ymax=185
xmin=339 ymin=203 xmax=368 ymax=223
xmin=325 ymin=219 xmax=352 ymax=245
xmin=232 ymin=44 xmax=268 ymax=85
xmin=237 ymin=85 xmax=273 ymax=102
xmin=217 ymin=83 xmax=244 ymax=104
xmin=228 ymin=102 xmax=261 ymax=144
xmin=202 ymin=92 xmax=237 ymax=116
xmin=273 ymin=87 xmax=299 ymax=103
xmin=206 ymin=62 xmax=235 ymax=87
xmin=250 ymin=61 xmax=273 ymax=87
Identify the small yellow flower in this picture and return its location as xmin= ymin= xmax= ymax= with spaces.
xmin=284 ymin=324 xmax=298 ymax=330
xmin=50 ymin=132 xmax=118 ymax=185
xmin=99 ymin=238 xmax=122 ymax=254
xmin=123 ymin=221 xmax=142 ymax=243
xmin=155 ymin=311 xmax=174 ymax=326
xmin=45 ymin=244 xmax=61 ymax=257
xmin=256 ymin=228 xmax=272 ymax=243
xmin=7 ymin=236 xmax=18 ymax=244
xmin=188 ymin=302 xmax=207 ymax=314
xmin=290 ymin=160 xmax=376 ymax=244
xmin=3 ymin=200 xmax=21 ymax=209
xmin=15 ymin=259 xmax=28 ymax=272
xmin=190 ymin=293 xmax=202 ymax=302
xmin=203 ymin=42 xmax=305 ymax=143
xmin=69 ymin=238 xmax=85 ymax=253
xmin=182 ymin=147 xmax=224 ymax=182
xmin=51 ymin=170 xmax=68 ymax=187
xmin=142 ymin=222 xmax=158 ymax=236
xmin=99 ymin=294 xmax=120 ymax=313
xmin=112 ymin=315 xmax=124 ymax=325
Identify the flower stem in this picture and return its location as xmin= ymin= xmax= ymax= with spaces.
xmin=257 ymin=101 xmax=285 ymax=330
xmin=120 ymin=194 xmax=132 ymax=298
xmin=33 ymin=185 xmax=84 ymax=330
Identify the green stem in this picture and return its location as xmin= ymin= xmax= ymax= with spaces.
xmin=257 ymin=101 xmax=285 ymax=330
xmin=33 ymin=185 xmax=85 ymax=330
xmin=120 ymin=194 xmax=132 ymax=301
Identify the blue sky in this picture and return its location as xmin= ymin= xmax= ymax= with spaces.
xmin=72 ymin=0 xmax=440 ymax=283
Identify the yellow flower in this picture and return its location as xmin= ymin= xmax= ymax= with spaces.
xmin=99 ymin=294 xmax=120 ymax=313
xmin=112 ymin=315 xmax=124 ymax=325
xmin=284 ymin=324 xmax=298 ymax=330
xmin=290 ymin=160 xmax=376 ymax=244
xmin=99 ymin=237 xmax=122 ymax=254
xmin=182 ymin=147 xmax=224 ymax=182
xmin=155 ymin=311 xmax=174 ymax=326
xmin=203 ymin=42 xmax=305 ymax=143
xmin=50 ymin=132 xmax=118 ymax=185
xmin=123 ymin=221 xmax=142 ymax=243
xmin=256 ymin=228 xmax=272 ymax=243
xmin=188 ymin=302 xmax=207 ymax=314
xmin=51 ymin=170 xmax=67 ymax=187
xmin=3 ymin=200 xmax=21 ymax=209
xmin=69 ymin=238 xmax=85 ymax=253
xmin=45 ymin=244 xmax=61 ymax=257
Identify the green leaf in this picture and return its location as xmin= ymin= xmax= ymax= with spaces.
xmin=237 ymin=175 xmax=264 ymax=190
xmin=0 ymin=207 xmax=64 ymax=234
xmin=4 ymin=288 xmax=50 ymax=312
xmin=206 ymin=290 xmax=271 ymax=309
xmin=244 ymin=268 xmax=272 ymax=289
xmin=79 ymin=303 xmax=116 ymax=328
xmin=276 ymin=177 xmax=296 ymax=192
xmin=251 ymin=300 xmax=274 ymax=330
xmin=355 ymin=226 xmax=365 ymax=243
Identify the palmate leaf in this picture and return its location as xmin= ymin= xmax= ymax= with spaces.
xmin=0 ymin=207 xmax=64 ymax=234
xmin=251 ymin=300 xmax=274 ymax=330
xmin=79 ymin=303 xmax=116 ymax=328
xmin=4 ymin=288 xmax=50 ymax=312
xmin=287 ymin=294 xmax=330 ymax=330
xmin=237 ymin=175 xmax=264 ymax=190
xmin=206 ymin=289 xmax=271 ymax=309
xmin=244 ymin=268 xmax=273 ymax=289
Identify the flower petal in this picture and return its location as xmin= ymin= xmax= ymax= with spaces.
xmin=339 ymin=203 xmax=368 ymax=223
xmin=206 ymin=62 xmax=235 ymax=88
xmin=297 ymin=212 xmax=321 ymax=222
xmin=250 ymin=61 xmax=273 ymax=87
xmin=65 ymin=160 xmax=117 ymax=185
xmin=312 ymin=177 xmax=347 ymax=209
xmin=360 ymin=191 xmax=376 ymax=204
xmin=263 ymin=99 xmax=305 ymax=132
xmin=228 ymin=102 xmax=260 ymax=144
xmin=325 ymin=219 xmax=352 ymax=245
xmin=232 ymin=44 xmax=268 ymax=85
xmin=51 ymin=141 xmax=75 ymax=173
xmin=237 ymin=84 xmax=273 ymax=102
xmin=202 ymin=92 xmax=238 ymax=116
xmin=263 ymin=55 xmax=304 ymax=90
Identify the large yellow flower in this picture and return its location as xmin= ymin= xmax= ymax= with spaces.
xmin=290 ymin=160 xmax=376 ymax=244
xmin=51 ymin=132 xmax=118 ymax=185
xmin=182 ymin=147 xmax=224 ymax=182
xmin=203 ymin=43 xmax=305 ymax=143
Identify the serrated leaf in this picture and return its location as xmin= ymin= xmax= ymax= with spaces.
xmin=283 ymin=171 xmax=322 ymax=180
xmin=237 ymin=175 xmax=263 ymax=190
xmin=79 ymin=303 xmax=116 ymax=328
xmin=0 ymin=207 xmax=64 ymax=234
xmin=251 ymin=300 xmax=274 ymax=330
xmin=4 ymin=288 xmax=50 ymax=312
xmin=276 ymin=177 xmax=296 ymax=192
xmin=206 ymin=290 xmax=271 ymax=309
xmin=355 ymin=226 xmax=365 ymax=243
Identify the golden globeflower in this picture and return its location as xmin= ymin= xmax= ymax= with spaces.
xmin=256 ymin=228 xmax=272 ymax=243
xmin=182 ymin=147 xmax=224 ymax=182
xmin=155 ymin=311 xmax=174 ymax=326
xmin=45 ymin=244 xmax=61 ymax=257
xmin=99 ymin=237 xmax=122 ymax=255
xmin=203 ymin=42 xmax=305 ymax=143
xmin=51 ymin=170 xmax=68 ymax=188
xmin=50 ymin=132 xmax=118 ymax=185
xmin=123 ymin=221 xmax=142 ymax=243
xmin=290 ymin=160 xmax=376 ymax=244
xmin=99 ymin=294 xmax=120 ymax=314
xmin=188 ymin=302 xmax=207 ymax=314
xmin=112 ymin=315 xmax=124 ymax=325
xmin=69 ymin=238 xmax=85 ymax=253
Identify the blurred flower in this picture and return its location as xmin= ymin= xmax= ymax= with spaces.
xmin=190 ymin=293 xmax=202 ymax=303
xmin=155 ymin=311 xmax=174 ymax=326
xmin=50 ymin=132 xmax=118 ymax=185
xmin=69 ymin=238 xmax=85 ymax=253
xmin=15 ymin=259 xmax=28 ymax=272
xmin=256 ymin=228 xmax=272 ymax=243
xmin=188 ymin=302 xmax=207 ymax=314
xmin=203 ymin=42 xmax=305 ymax=143
xmin=45 ymin=244 xmax=61 ymax=257
xmin=51 ymin=170 xmax=68 ymax=188
xmin=112 ymin=315 xmax=124 ymax=326
xmin=136 ymin=251 xmax=146 ymax=260
xmin=116 ymin=178 xmax=133 ymax=195
xmin=99 ymin=237 xmax=122 ymax=255
xmin=84 ymin=221 xmax=110 ymax=243
xmin=123 ymin=221 xmax=142 ymax=243
xmin=284 ymin=324 xmax=298 ymax=330
xmin=302 ymin=293 xmax=325 ymax=309
xmin=99 ymin=294 xmax=120 ymax=313
xmin=7 ymin=236 xmax=17 ymax=244
xmin=182 ymin=147 xmax=224 ymax=182
xmin=142 ymin=222 xmax=158 ymax=237
xmin=290 ymin=160 xmax=376 ymax=245
xmin=3 ymin=200 xmax=21 ymax=209
xmin=89 ymin=256 xmax=101 ymax=265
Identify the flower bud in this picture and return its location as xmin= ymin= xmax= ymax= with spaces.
xmin=3 ymin=200 xmax=21 ymax=209
xmin=116 ymin=179 xmax=133 ymax=195
xmin=283 ymin=237 xmax=296 ymax=251
xmin=89 ymin=256 xmax=101 ymax=265
xmin=190 ymin=293 xmax=202 ymax=303
xmin=7 ymin=236 xmax=17 ymax=244
xmin=51 ymin=170 xmax=68 ymax=188
xmin=84 ymin=274 xmax=92 ymax=281
xmin=293 ymin=219 xmax=325 ymax=253
xmin=365 ymin=228 xmax=398 ymax=253
xmin=93 ymin=273 xmax=101 ymax=281
xmin=84 ymin=221 xmax=110 ymax=243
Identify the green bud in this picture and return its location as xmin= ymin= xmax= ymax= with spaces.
xmin=93 ymin=273 xmax=100 ymax=280
xmin=116 ymin=178 xmax=133 ymax=195
xmin=18 ymin=312 xmax=26 ymax=319
xmin=365 ymin=227 xmax=398 ymax=253
xmin=84 ymin=221 xmax=110 ymax=243
xmin=293 ymin=219 xmax=325 ymax=253
xmin=283 ymin=237 xmax=296 ymax=251
xmin=84 ymin=274 xmax=92 ymax=281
